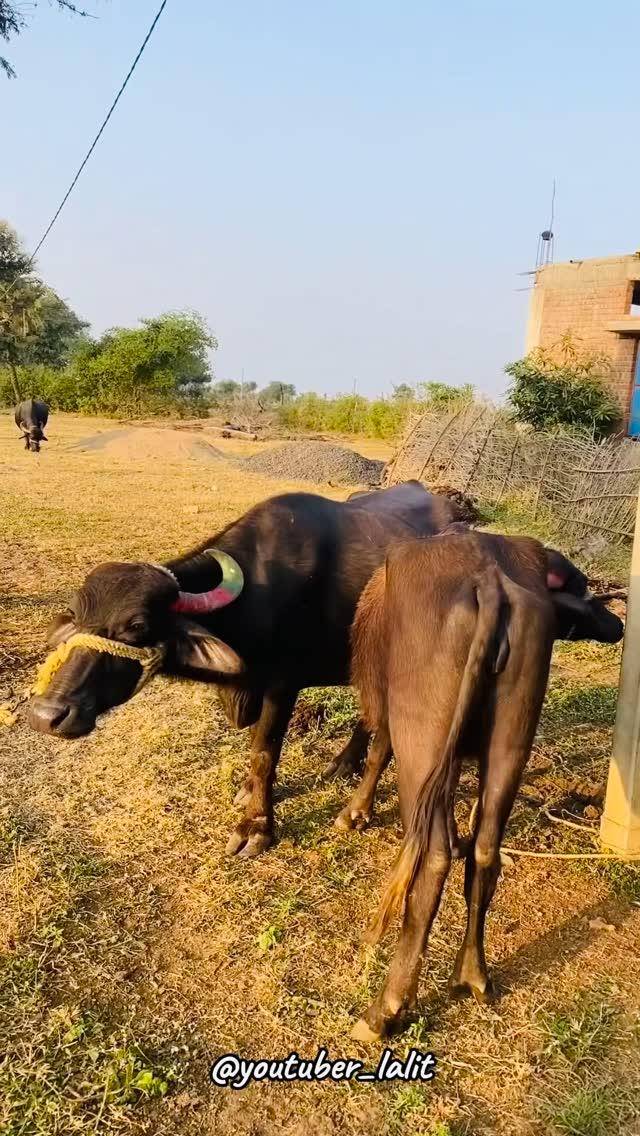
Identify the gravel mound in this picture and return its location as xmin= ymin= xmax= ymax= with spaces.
xmin=239 ymin=441 xmax=385 ymax=486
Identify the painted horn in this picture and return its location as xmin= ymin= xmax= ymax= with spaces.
xmin=171 ymin=549 xmax=244 ymax=614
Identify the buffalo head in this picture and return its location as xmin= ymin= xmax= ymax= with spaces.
xmin=28 ymin=551 xmax=247 ymax=738
xmin=21 ymin=426 xmax=47 ymax=452
xmin=545 ymin=548 xmax=624 ymax=644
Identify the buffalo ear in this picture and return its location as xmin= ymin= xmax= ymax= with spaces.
xmin=167 ymin=618 xmax=246 ymax=682
xmin=47 ymin=612 xmax=76 ymax=648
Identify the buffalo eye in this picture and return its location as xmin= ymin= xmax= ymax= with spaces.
xmin=117 ymin=618 xmax=149 ymax=643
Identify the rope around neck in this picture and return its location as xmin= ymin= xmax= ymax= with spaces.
xmin=32 ymin=633 xmax=166 ymax=698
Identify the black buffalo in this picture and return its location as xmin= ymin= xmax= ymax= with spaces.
xmin=27 ymin=482 xmax=461 ymax=856
xmin=15 ymin=399 xmax=49 ymax=452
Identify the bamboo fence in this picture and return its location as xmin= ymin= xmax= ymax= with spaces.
xmin=385 ymin=405 xmax=640 ymax=543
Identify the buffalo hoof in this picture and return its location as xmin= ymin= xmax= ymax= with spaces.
xmin=448 ymin=975 xmax=496 ymax=1005
xmin=322 ymin=755 xmax=361 ymax=781
xmin=334 ymin=805 xmax=371 ymax=831
xmin=225 ymin=818 xmax=273 ymax=859
xmin=351 ymin=1018 xmax=382 ymax=1043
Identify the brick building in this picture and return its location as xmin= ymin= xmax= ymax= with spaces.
xmin=526 ymin=253 xmax=640 ymax=435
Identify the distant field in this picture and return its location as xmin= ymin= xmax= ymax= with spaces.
xmin=1 ymin=412 xmax=639 ymax=1136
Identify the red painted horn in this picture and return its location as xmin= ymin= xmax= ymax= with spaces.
xmin=171 ymin=550 xmax=244 ymax=614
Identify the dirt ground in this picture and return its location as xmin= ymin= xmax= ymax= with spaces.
xmin=1 ymin=413 xmax=639 ymax=1136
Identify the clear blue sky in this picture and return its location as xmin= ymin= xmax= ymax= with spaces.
xmin=3 ymin=0 xmax=639 ymax=398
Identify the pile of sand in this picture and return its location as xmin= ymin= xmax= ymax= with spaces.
xmin=70 ymin=427 xmax=225 ymax=463
xmin=238 ymin=441 xmax=385 ymax=486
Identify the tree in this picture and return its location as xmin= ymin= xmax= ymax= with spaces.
xmin=212 ymin=380 xmax=241 ymax=400
xmin=506 ymin=334 xmax=621 ymax=439
xmin=0 ymin=221 xmax=86 ymax=399
xmin=391 ymin=383 xmax=415 ymax=401
xmin=416 ymin=381 xmax=474 ymax=407
xmin=258 ymin=381 xmax=296 ymax=407
xmin=22 ymin=288 xmax=88 ymax=368
xmin=1 ymin=1 xmax=90 ymax=78
xmin=210 ymin=379 xmax=258 ymax=404
xmin=69 ymin=311 xmax=216 ymax=415
xmin=0 ymin=220 xmax=44 ymax=399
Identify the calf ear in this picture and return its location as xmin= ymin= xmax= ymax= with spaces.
xmin=47 ymin=612 xmax=76 ymax=648
xmin=167 ymin=618 xmax=246 ymax=682
xmin=544 ymin=547 xmax=587 ymax=594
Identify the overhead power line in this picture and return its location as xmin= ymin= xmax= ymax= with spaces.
xmin=6 ymin=0 xmax=169 ymax=294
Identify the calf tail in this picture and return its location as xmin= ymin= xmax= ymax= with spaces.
xmin=369 ymin=566 xmax=503 ymax=941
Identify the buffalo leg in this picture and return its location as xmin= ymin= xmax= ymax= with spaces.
xmin=226 ymin=686 xmax=298 ymax=859
xmin=322 ymin=719 xmax=370 ymax=780
xmin=352 ymin=802 xmax=451 ymax=1041
xmin=334 ymin=725 xmax=392 ymax=830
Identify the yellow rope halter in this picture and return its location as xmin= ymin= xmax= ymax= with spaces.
xmin=32 ymin=633 xmax=166 ymax=698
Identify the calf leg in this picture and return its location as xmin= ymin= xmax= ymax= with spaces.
xmin=226 ymin=686 xmax=298 ymax=859
xmin=450 ymin=601 xmax=552 ymax=1001
xmin=449 ymin=728 xmax=542 ymax=1001
xmin=334 ymin=725 xmax=392 ymax=830
xmin=352 ymin=802 xmax=451 ymax=1041
xmin=322 ymin=719 xmax=371 ymax=780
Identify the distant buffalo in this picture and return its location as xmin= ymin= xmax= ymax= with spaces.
xmin=15 ymin=399 xmax=49 ymax=452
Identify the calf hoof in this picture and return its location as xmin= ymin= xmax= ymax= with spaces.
xmin=334 ymin=805 xmax=371 ymax=831
xmin=225 ymin=817 xmax=273 ymax=859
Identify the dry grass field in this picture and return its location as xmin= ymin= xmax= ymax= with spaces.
xmin=1 ymin=413 xmax=639 ymax=1136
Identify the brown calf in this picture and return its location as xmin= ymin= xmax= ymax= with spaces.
xmin=349 ymin=529 xmax=623 ymax=1040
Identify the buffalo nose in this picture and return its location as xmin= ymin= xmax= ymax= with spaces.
xmin=28 ymin=697 xmax=94 ymax=737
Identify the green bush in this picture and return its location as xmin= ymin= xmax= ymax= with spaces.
xmin=1 ymin=311 xmax=215 ymax=418
xmin=506 ymin=335 xmax=621 ymax=439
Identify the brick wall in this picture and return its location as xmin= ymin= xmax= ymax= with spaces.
xmin=527 ymin=257 xmax=639 ymax=420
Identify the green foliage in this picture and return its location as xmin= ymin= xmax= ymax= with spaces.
xmin=278 ymin=380 xmax=474 ymax=439
xmin=1 ymin=0 xmax=90 ymax=78
xmin=391 ymin=382 xmax=415 ymax=401
xmin=21 ymin=288 xmax=88 ymax=368
xmin=0 ymin=221 xmax=86 ymax=401
xmin=506 ymin=335 xmax=621 ymax=439
xmin=67 ymin=311 xmax=216 ymax=416
xmin=416 ymin=380 xmax=474 ymax=407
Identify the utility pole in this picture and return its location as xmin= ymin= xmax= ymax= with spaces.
xmin=600 ymin=486 xmax=640 ymax=855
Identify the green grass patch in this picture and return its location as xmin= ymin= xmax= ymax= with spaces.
xmin=542 ymin=679 xmax=617 ymax=730
xmin=588 ymin=859 xmax=640 ymax=903
xmin=539 ymin=1001 xmax=616 ymax=1067
xmin=544 ymin=1086 xmax=620 ymax=1136
xmin=0 ymin=1008 xmax=180 ymax=1135
xmin=292 ymin=687 xmax=359 ymax=739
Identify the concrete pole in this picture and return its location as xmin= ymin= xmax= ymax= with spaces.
xmin=600 ymin=487 xmax=640 ymax=855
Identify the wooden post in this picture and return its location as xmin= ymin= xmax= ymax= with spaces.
xmin=600 ymin=486 xmax=640 ymax=855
